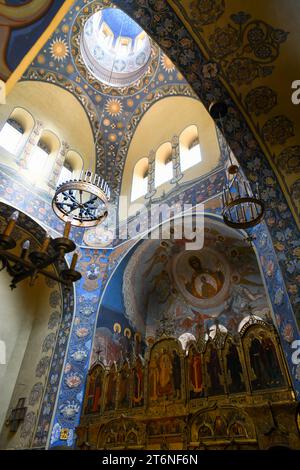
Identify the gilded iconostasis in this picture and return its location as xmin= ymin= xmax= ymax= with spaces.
xmin=0 ymin=0 xmax=300 ymax=452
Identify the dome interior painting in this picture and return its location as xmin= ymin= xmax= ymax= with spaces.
xmin=92 ymin=216 xmax=271 ymax=366
xmin=0 ymin=0 xmax=299 ymax=454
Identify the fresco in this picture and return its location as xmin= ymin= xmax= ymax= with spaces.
xmin=0 ymin=0 xmax=65 ymax=80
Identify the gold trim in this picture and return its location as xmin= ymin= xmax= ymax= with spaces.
xmin=5 ymin=0 xmax=76 ymax=96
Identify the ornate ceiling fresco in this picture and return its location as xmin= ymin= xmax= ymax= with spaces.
xmin=93 ymin=216 xmax=271 ymax=369
xmin=168 ymin=0 xmax=300 ymax=224
xmin=0 ymin=0 xmax=65 ymax=81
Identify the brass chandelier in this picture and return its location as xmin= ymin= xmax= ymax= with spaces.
xmin=209 ymin=101 xmax=264 ymax=230
xmin=52 ymin=170 xmax=110 ymax=228
xmin=0 ymin=210 xmax=81 ymax=289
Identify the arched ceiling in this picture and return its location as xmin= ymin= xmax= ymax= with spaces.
xmin=1 ymin=80 xmax=95 ymax=166
xmin=168 ymin=0 xmax=300 ymax=225
xmin=95 ymin=215 xmax=270 ymax=354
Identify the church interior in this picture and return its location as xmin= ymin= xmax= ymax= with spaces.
xmin=0 ymin=0 xmax=300 ymax=451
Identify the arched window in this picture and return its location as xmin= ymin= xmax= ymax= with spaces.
xmin=28 ymin=130 xmax=60 ymax=182
xmin=180 ymin=125 xmax=201 ymax=172
xmin=57 ymin=150 xmax=83 ymax=185
xmin=155 ymin=142 xmax=173 ymax=187
xmin=99 ymin=22 xmax=113 ymax=47
xmin=0 ymin=118 xmax=24 ymax=155
xmin=131 ymin=157 xmax=148 ymax=201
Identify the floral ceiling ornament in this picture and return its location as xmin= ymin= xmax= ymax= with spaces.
xmin=161 ymin=54 xmax=176 ymax=73
xmin=277 ymin=146 xmax=300 ymax=174
xmin=245 ymin=86 xmax=277 ymax=116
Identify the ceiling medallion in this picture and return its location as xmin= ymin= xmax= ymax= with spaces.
xmin=52 ymin=170 xmax=110 ymax=228
xmin=209 ymin=101 xmax=265 ymax=230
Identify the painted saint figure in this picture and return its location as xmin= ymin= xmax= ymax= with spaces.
xmin=105 ymin=368 xmax=117 ymax=410
xmin=149 ymin=353 xmax=159 ymax=401
xmin=185 ymin=256 xmax=224 ymax=300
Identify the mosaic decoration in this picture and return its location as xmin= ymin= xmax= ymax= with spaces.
xmin=0 ymin=202 xmax=74 ymax=449
xmin=21 ymin=0 xmax=192 ymax=203
xmin=77 ymin=322 xmax=300 ymax=450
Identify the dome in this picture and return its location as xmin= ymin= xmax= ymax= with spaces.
xmin=80 ymin=8 xmax=152 ymax=87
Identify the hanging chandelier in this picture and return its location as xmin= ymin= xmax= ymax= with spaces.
xmin=209 ymin=101 xmax=264 ymax=230
xmin=52 ymin=170 xmax=110 ymax=228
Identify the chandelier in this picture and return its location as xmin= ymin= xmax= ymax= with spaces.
xmin=0 ymin=210 xmax=81 ymax=289
xmin=209 ymin=101 xmax=264 ymax=229
xmin=52 ymin=170 xmax=110 ymax=228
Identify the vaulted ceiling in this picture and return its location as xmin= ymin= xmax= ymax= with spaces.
xmin=1 ymin=0 xmax=300 ymax=228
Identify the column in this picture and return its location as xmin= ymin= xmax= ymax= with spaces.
xmin=145 ymin=150 xmax=156 ymax=200
xmin=18 ymin=119 xmax=43 ymax=168
xmin=48 ymin=141 xmax=70 ymax=189
xmin=170 ymin=135 xmax=183 ymax=184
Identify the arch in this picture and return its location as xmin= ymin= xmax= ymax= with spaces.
xmin=155 ymin=141 xmax=173 ymax=187
xmin=131 ymin=157 xmax=148 ymax=201
xmin=58 ymin=149 xmax=83 ymax=185
xmin=0 ymin=202 xmax=71 ymax=448
xmin=179 ymin=124 xmax=201 ymax=172
xmin=241 ymin=323 xmax=287 ymax=391
xmin=9 ymin=107 xmax=34 ymax=135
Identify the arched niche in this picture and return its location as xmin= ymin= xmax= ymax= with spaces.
xmin=120 ymin=96 xmax=220 ymax=221
xmin=0 ymin=203 xmax=71 ymax=449
xmin=0 ymin=80 xmax=96 ymax=172
xmin=0 ymin=107 xmax=35 ymax=168
xmin=179 ymin=125 xmax=201 ymax=172
xmin=26 ymin=129 xmax=61 ymax=189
